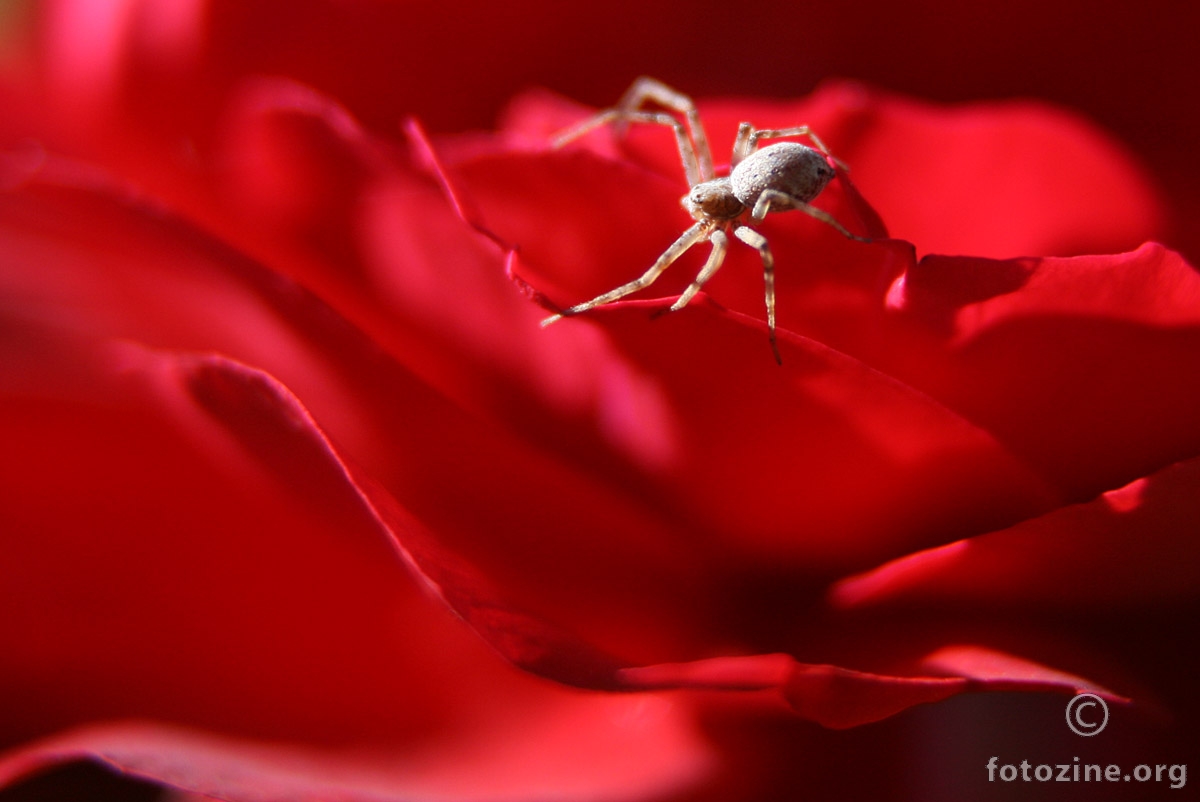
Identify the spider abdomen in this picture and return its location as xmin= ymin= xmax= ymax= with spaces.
xmin=730 ymin=142 xmax=835 ymax=210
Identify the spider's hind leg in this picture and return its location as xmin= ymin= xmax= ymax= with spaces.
xmin=751 ymin=189 xmax=870 ymax=242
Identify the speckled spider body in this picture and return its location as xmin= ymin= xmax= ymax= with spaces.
xmin=542 ymin=77 xmax=869 ymax=364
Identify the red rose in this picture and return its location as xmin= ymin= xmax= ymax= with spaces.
xmin=2 ymin=3 xmax=1198 ymax=800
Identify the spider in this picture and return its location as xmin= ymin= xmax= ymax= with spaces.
xmin=541 ymin=77 xmax=871 ymax=364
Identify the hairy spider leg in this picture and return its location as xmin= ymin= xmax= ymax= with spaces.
xmin=541 ymin=222 xmax=711 ymax=326
xmin=751 ymin=189 xmax=870 ymax=242
xmin=746 ymin=125 xmax=832 ymax=159
xmin=732 ymin=226 xmax=782 ymax=364
xmin=554 ymin=109 xmax=705 ymax=187
xmin=668 ymin=228 xmax=729 ymax=312
xmin=731 ymin=122 xmax=756 ymax=167
xmin=615 ymin=77 xmax=716 ymax=182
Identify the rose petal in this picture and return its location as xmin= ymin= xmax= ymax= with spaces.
xmin=213 ymin=78 xmax=391 ymax=290
xmin=0 ymin=332 xmax=480 ymax=744
xmin=814 ymin=83 xmax=1166 ymax=259
xmin=831 ymin=456 xmax=1200 ymax=609
xmin=617 ymin=644 xmax=1125 ymax=729
xmin=0 ymin=163 xmax=739 ymax=672
xmin=210 ymin=98 xmax=700 ymax=462
xmin=537 ymin=300 xmax=1058 ymax=570
xmin=0 ymin=712 xmax=713 ymax=802
xmin=0 ymin=327 xmax=731 ymax=801
xmin=3 ymin=316 xmax=1126 ymax=747
xmin=886 ymin=243 xmax=1200 ymax=498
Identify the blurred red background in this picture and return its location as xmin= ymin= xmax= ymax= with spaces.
xmin=2 ymin=0 xmax=1198 ymax=261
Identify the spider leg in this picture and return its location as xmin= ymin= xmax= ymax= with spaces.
xmin=751 ymin=189 xmax=870 ymax=242
xmin=743 ymin=126 xmax=851 ymax=172
xmin=733 ymin=226 xmax=782 ymax=365
xmin=732 ymin=122 xmax=754 ymax=166
xmin=552 ymin=77 xmax=714 ymax=186
xmin=669 ymin=228 xmax=729 ymax=312
xmin=615 ymin=77 xmax=716 ymax=182
xmin=554 ymin=108 xmax=705 ymax=187
xmin=542 ymin=222 xmax=710 ymax=326
xmin=553 ymin=107 xmax=706 ymax=187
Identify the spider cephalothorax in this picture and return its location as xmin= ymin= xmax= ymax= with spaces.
xmin=542 ymin=77 xmax=870 ymax=364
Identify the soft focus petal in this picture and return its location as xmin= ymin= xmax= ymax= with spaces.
xmin=808 ymin=83 xmax=1165 ymax=258
xmin=0 ymin=331 xmax=471 ymax=745
xmin=617 ymin=645 xmax=1124 ymax=730
xmin=885 ymin=243 xmax=1200 ymax=498
xmin=832 ymin=456 xmax=1200 ymax=609
xmin=0 ymin=714 xmax=713 ymax=802
xmin=0 ymin=156 xmax=729 ymax=672
xmin=0 ymin=331 xmax=721 ymax=797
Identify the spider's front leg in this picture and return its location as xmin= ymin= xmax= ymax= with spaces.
xmin=541 ymin=222 xmax=710 ymax=326
xmin=552 ymin=77 xmax=715 ymax=187
xmin=668 ymin=228 xmax=729 ymax=312
xmin=615 ymin=77 xmax=716 ymax=181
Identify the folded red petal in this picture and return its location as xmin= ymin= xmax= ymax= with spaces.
xmin=0 ymin=314 xmax=1135 ymax=766
xmin=0 ymin=334 xmax=475 ymax=745
xmin=0 ymin=328 xmax=729 ymax=802
xmin=884 ymin=244 xmax=1200 ymax=498
xmin=538 ymin=301 xmax=1057 ymax=570
xmin=616 ymin=644 xmax=1124 ymax=729
xmin=211 ymin=78 xmax=391 ymax=291
xmin=0 ymin=162 xmax=735 ymax=673
xmin=0 ymin=713 xmax=713 ymax=802
xmin=832 ymin=456 xmax=1200 ymax=609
